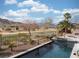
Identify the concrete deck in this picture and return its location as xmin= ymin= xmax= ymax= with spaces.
xmin=59 ymin=35 xmax=79 ymax=42
xmin=70 ymin=43 xmax=79 ymax=58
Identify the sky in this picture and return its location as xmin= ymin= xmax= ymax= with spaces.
xmin=0 ymin=0 xmax=79 ymax=24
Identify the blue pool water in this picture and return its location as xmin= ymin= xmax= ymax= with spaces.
xmin=17 ymin=41 xmax=73 ymax=58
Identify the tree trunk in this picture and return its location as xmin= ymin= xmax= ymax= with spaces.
xmin=0 ymin=35 xmax=2 ymax=49
xmin=28 ymin=25 xmax=32 ymax=43
xmin=11 ymin=47 xmax=13 ymax=52
xmin=64 ymin=28 xmax=66 ymax=38
xmin=28 ymin=29 xmax=31 ymax=41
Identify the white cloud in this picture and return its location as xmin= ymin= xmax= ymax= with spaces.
xmin=31 ymin=6 xmax=50 ymax=13
xmin=51 ymin=9 xmax=61 ymax=14
xmin=0 ymin=15 xmax=18 ymax=22
xmin=5 ymin=0 xmax=17 ymax=4
xmin=61 ymin=9 xmax=79 ymax=19
xmin=2 ymin=8 xmax=79 ymax=23
xmin=5 ymin=0 xmax=53 ymax=14
xmin=18 ymin=0 xmax=52 ymax=13
xmin=22 ymin=17 xmax=44 ymax=23
xmin=0 ymin=15 xmax=9 ymax=19
xmin=13 ymin=16 xmax=44 ymax=23
xmin=0 ymin=15 xmax=29 ymax=22
xmin=62 ymin=9 xmax=79 ymax=14
xmin=5 ymin=9 xmax=30 ymax=17
xmin=53 ymin=15 xmax=64 ymax=24
xmin=51 ymin=8 xmax=79 ymax=15
xmin=18 ymin=0 xmax=40 ymax=7
xmin=34 ymin=17 xmax=44 ymax=20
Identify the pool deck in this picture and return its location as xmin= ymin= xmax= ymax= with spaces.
xmin=70 ymin=43 xmax=79 ymax=58
xmin=59 ymin=35 xmax=79 ymax=42
xmin=9 ymin=40 xmax=52 ymax=58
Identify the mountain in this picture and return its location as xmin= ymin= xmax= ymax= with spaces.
xmin=0 ymin=18 xmax=23 ymax=27
xmin=0 ymin=18 xmax=57 ymax=29
xmin=0 ymin=18 xmax=14 ymax=24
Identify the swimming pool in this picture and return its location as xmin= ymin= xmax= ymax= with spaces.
xmin=16 ymin=40 xmax=74 ymax=58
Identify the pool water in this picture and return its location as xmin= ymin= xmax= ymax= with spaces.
xmin=17 ymin=41 xmax=73 ymax=58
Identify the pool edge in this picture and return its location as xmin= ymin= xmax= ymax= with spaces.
xmin=9 ymin=40 xmax=52 ymax=58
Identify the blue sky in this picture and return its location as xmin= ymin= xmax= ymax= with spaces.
xmin=0 ymin=0 xmax=79 ymax=24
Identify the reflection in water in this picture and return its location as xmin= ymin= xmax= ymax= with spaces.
xmin=35 ymin=48 xmax=40 ymax=56
xmin=35 ymin=43 xmax=53 ymax=57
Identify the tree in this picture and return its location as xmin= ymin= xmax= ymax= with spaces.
xmin=30 ymin=22 xmax=39 ymax=31
xmin=4 ymin=35 xmax=17 ymax=52
xmin=57 ymin=13 xmax=75 ymax=35
xmin=43 ymin=18 xmax=52 ymax=29
xmin=9 ymin=41 xmax=16 ymax=52
xmin=28 ymin=23 xmax=32 ymax=44
xmin=9 ymin=42 xmax=14 ymax=51
xmin=64 ymin=13 xmax=71 ymax=21
xmin=0 ymin=34 xmax=2 ymax=49
xmin=23 ymin=20 xmax=33 ymax=44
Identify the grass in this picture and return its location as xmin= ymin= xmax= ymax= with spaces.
xmin=0 ymin=30 xmax=56 ymax=57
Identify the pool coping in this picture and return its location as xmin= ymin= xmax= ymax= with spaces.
xmin=9 ymin=40 xmax=52 ymax=58
xmin=70 ymin=43 xmax=79 ymax=58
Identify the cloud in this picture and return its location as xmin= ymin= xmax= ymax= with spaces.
xmin=11 ymin=16 xmax=44 ymax=23
xmin=0 ymin=14 xmax=43 ymax=23
xmin=2 ymin=8 xmax=79 ymax=23
xmin=61 ymin=9 xmax=79 ymax=19
xmin=18 ymin=0 xmax=52 ymax=13
xmin=22 ymin=17 xmax=44 ymax=23
xmin=0 ymin=15 xmax=9 ymax=19
xmin=2 ymin=9 xmax=31 ymax=22
xmin=0 ymin=15 xmax=29 ymax=22
xmin=5 ymin=0 xmax=60 ymax=14
xmin=18 ymin=0 xmax=40 ymax=7
xmin=62 ymin=9 xmax=79 ymax=14
xmin=5 ymin=9 xmax=30 ymax=17
xmin=0 ymin=15 xmax=18 ymax=22
xmin=31 ymin=6 xmax=52 ymax=13
xmin=51 ymin=9 xmax=61 ymax=14
xmin=51 ymin=8 xmax=79 ymax=15
xmin=5 ymin=0 xmax=17 ymax=4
